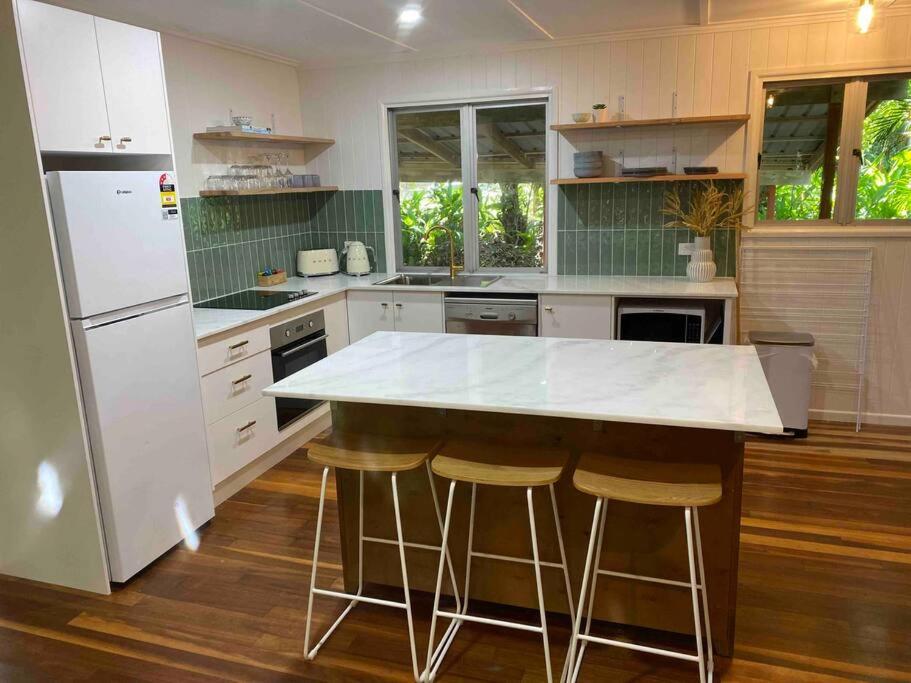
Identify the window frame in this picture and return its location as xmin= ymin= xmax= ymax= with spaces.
xmin=385 ymin=93 xmax=551 ymax=274
xmin=747 ymin=62 xmax=911 ymax=231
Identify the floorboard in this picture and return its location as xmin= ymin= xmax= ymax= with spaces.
xmin=1 ymin=421 xmax=909 ymax=681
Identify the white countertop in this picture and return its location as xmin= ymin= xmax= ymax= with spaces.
xmin=263 ymin=331 xmax=782 ymax=434
xmin=192 ymin=274 xmax=738 ymax=341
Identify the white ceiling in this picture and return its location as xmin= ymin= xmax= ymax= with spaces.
xmin=38 ymin=0 xmax=906 ymax=67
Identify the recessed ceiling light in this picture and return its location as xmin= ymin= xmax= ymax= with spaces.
xmin=398 ymin=7 xmax=422 ymax=26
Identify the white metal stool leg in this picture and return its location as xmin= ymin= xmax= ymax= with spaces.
xmin=392 ymin=472 xmax=421 ymax=681
xmin=567 ymin=497 xmax=605 ymax=683
xmin=685 ymin=507 xmax=707 ymax=683
xmin=303 ymin=466 xmax=330 ymax=658
xmin=527 ymin=486 xmax=554 ymax=683
xmin=693 ymin=507 xmax=714 ymax=683
xmin=424 ymin=480 xmax=457 ymax=681
xmin=548 ymin=483 xmax=576 ymax=683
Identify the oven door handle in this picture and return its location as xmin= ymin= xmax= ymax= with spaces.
xmin=278 ymin=333 xmax=329 ymax=358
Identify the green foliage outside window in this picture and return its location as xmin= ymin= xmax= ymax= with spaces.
xmin=399 ymin=181 xmax=544 ymax=268
xmin=759 ymin=82 xmax=911 ymax=221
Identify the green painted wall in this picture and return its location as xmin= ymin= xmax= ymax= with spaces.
xmin=556 ymin=181 xmax=737 ymax=277
xmin=182 ymin=190 xmax=385 ymax=302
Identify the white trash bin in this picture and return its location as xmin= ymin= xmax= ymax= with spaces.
xmin=749 ymin=331 xmax=815 ymax=437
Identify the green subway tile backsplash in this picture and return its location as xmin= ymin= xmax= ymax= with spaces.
xmin=182 ymin=190 xmax=385 ymax=303
xmin=556 ymin=181 xmax=738 ymax=277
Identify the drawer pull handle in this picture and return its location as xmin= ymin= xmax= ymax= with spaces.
xmin=232 ymin=374 xmax=252 ymax=386
xmin=228 ymin=340 xmax=249 ymax=351
xmin=544 ymin=306 xmax=553 ymax=312
xmin=237 ymin=420 xmax=257 ymax=433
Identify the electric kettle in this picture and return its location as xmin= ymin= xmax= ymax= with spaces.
xmin=342 ymin=241 xmax=374 ymax=275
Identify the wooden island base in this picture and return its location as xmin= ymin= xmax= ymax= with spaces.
xmin=329 ymin=402 xmax=745 ymax=657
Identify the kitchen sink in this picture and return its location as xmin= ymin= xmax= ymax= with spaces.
xmin=375 ymin=274 xmax=501 ymax=288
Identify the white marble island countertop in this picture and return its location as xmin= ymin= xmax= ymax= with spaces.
xmin=263 ymin=331 xmax=783 ymax=434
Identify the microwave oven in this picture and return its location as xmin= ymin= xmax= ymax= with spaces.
xmin=617 ymin=301 xmax=722 ymax=344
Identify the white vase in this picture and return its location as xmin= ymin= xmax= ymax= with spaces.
xmin=687 ymin=235 xmax=716 ymax=282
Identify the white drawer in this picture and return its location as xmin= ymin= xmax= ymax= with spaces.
xmin=207 ymin=396 xmax=279 ymax=485
xmin=201 ymin=349 xmax=274 ymax=425
xmin=198 ymin=326 xmax=270 ymax=376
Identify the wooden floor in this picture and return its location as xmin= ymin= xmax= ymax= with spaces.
xmin=1 ymin=421 xmax=910 ymax=681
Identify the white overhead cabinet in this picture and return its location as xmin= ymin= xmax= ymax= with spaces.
xmin=347 ymin=290 xmax=444 ymax=343
xmin=17 ymin=0 xmax=171 ymax=155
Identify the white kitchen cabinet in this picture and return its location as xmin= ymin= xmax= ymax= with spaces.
xmin=94 ymin=18 xmax=171 ymax=155
xmin=347 ymin=290 xmax=395 ymax=342
xmin=540 ymin=295 xmax=613 ymax=340
xmin=17 ymin=0 xmax=171 ymax=155
xmin=347 ymin=290 xmax=443 ymax=342
xmin=17 ymin=0 xmax=112 ymax=153
xmin=322 ymin=296 xmax=350 ymax=355
xmin=207 ymin=396 xmax=279 ymax=485
xmin=392 ymin=291 xmax=444 ymax=334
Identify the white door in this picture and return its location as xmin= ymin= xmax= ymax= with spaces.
xmin=47 ymin=172 xmax=189 ymax=318
xmin=71 ymin=303 xmax=213 ymax=582
xmin=540 ymin=295 xmax=614 ymax=339
xmin=347 ymin=290 xmax=395 ymax=343
xmin=393 ymin=291 xmax=444 ymax=333
xmin=94 ymin=18 xmax=171 ymax=155
xmin=17 ymin=0 xmax=112 ymax=153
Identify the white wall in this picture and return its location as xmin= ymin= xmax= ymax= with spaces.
xmin=0 ymin=0 xmax=110 ymax=593
xmin=297 ymin=9 xmax=911 ymax=425
xmin=160 ymin=34 xmax=306 ymax=197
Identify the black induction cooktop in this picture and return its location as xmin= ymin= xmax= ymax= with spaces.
xmin=196 ymin=289 xmax=317 ymax=311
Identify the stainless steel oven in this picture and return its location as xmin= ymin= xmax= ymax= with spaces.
xmin=270 ymin=310 xmax=328 ymax=430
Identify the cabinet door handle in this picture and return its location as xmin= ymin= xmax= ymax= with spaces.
xmin=99 ymin=135 xmax=112 ymax=142
xmin=381 ymin=302 xmax=389 ymax=308
xmin=395 ymin=303 xmax=403 ymax=308
xmin=232 ymin=374 xmax=252 ymax=386
xmin=544 ymin=306 xmax=554 ymax=312
xmin=237 ymin=420 xmax=257 ymax=433
xmin=228 ymin=340 xmax=249 ymax=350
xmin=119 ymin=137 xmax=132 ymax=143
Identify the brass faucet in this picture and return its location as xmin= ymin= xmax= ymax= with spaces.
xmin=427 ymin=225 xmax=463 ymax=279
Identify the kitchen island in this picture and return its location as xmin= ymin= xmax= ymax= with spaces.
xmin=264 ymin=332 xmax=781 ymax=657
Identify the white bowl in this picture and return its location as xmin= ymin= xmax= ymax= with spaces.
xmin=572 ymin=113 xmax=593 ymax=123
xmin=232 ymin=115 xmax=253 ymax=126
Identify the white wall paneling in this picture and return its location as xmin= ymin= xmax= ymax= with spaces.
xmin=160 ymin=34 xmax=306 ymax=196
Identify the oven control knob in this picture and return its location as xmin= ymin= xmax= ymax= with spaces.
xmin=284 ymin=330 xmax=291 ymax=337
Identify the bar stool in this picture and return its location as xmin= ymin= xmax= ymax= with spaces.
xmin=423 ymin=439 xmax=574 ymax=683
xmin=567 ymin=453 xmax=722 ymax=683
xmin=303 ymin=429 xmax=461 ymax=681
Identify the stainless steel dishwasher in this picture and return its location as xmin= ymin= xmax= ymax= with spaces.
xmin=444 ymin=293 xmax=538 ymax=336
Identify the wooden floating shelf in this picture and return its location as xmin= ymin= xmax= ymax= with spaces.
xmin=550 ymin=114 xmax=749 ymax=132
xmin=551 ymin=173 xmax=747 ymax=185
xmin=193 ymin=131 xmax=335 ymax=145
xmin=199 ymin=186 xmax=338 ymax=197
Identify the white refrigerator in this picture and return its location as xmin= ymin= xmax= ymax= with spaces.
xmin=46 ymin=171 xmax=214 ymax=583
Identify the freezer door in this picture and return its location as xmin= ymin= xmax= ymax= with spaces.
xmin=71 ymin=303 xmax=213 ymax=582
xmin=47 ymin=171 xmax=188 ymax=318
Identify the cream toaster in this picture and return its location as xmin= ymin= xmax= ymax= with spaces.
xmin=297 ymin=249 xmax=339 ymax=276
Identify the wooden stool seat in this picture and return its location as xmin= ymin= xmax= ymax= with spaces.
xmin=431 ymin=439 xmax=569 ymax=487
xmin=573 ymin=453 xmax=722 ymax=507
xmin=305 ymin=429 xmax=441 ymax=472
